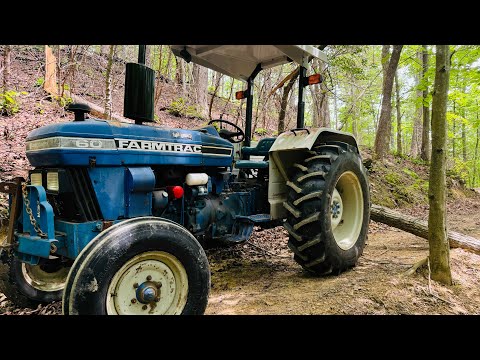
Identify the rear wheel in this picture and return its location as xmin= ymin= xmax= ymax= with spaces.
xmin=0 ymin=254 xmax=70 ymax=308
xmin=283 ymin=142 xmax=370 ymax=275
xmin=63 ymin=217 xmax=210 ymax=315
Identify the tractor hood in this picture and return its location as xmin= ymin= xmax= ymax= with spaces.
xmin=25 ymin=119 xmax=234 ymax=168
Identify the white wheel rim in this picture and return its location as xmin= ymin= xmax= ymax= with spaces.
xmin=331 ymin=171 xmax=364 ymax=251
xmin=21 ymin=263 xmax=69 ymax=292
xmin=106 ymin=251 xmax=188 ymax=315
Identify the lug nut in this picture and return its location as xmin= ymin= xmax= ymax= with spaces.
xmin=156 ymin=282 xmax=162 ymax=288
xmin=142 ymin=305 xmax=148 ymax=310
xmin=131 ymin=299 xmax=136 ymax=304
xmin=133 ymin=283 xmax=139 ymax=288
xmin=155 ymin=297 xmax=160 ymax=302
xmin=146 ymin=275 xmax=152 ymax=281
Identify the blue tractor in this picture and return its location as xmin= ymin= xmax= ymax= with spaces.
xmin=0 ymin=45 xmax=370 ymax=315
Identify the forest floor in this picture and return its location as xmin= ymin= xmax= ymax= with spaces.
xmin=204 ymin=196 xmax=480 ymax=315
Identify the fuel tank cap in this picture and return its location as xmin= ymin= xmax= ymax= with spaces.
xmin=67 ymin=103 xmax=91 ymax=121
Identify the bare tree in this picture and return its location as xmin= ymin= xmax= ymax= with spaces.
xmin=193 ymin=63 xmax=208 ymax=118
xmin=374 ymin=45 xmax=403 ymax=159
xmin=420 ymin=45 xmax=431 ymax=162
xmin=44 ymin=45 xmax=58 ymax=95
xmin=278 ymin=68 xmax=299 ymax=133
xmin=411 ymin=48 xmax=423 ymax=157
xmin=208 ymin=72 xmax=223 ymax=120
xmin=394 ymin=71 xmax=402 ymax=155
xmin=103 ymin=45 xmax=116 ymax=119
xmin=311 ymin=59 xmax=330 ymax=128
xmin=473 ymin=125 xmax=479 ymax=186
xmin=428 ymin=44 xmax=452 ymax=285
xmin=2 ymin=45 xmax=11 ymax=91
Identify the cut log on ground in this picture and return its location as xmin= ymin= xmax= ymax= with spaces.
xmin=371 ymin=204 xmax=480 ymax=255
xmin=68 ymin=93 xmax=130 ymax=123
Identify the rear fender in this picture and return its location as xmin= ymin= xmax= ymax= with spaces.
xmin=268 ymin=128 xmax=359 ymax=220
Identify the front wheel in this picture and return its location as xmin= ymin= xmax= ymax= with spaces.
xmin=283 ymin=142 xmax=370 ymax=275
xmin=0 ymin=254 xmax=70 ymax=308
xmin=62 ymin=217 xmax=210 ymax=315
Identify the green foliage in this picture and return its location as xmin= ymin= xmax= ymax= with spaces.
xmin=0 ymin=90 xmax=24 ymax=116
xmin=52 ymin=94 xmax=72 ymax=109
xmin=35 ymin=77 xmax=45 ymax=87
xmin=254 ymin=127 xmax=267 ymax=136
xmin=35 ymin=103 xmax=45 ymax=115
xmin=167 ymin=97 xmax=203 ymax=119
xmin=403 ymin=168 xmax=419 ymax=179
xmin=385 ymin=172 xmax=401 ymax=186
xmin=447 ymin=158 xmax=469 ymax=184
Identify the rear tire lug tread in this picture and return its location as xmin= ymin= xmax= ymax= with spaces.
xmin=284 ymin=222 xmax=304 ymax=242
xmin=287 ymin=242 xmax=309 ymax=261
xmin=283 ymin=201 xmax=301 ymax=218
xmin=297 ymin=171 xmax=326 ymax=183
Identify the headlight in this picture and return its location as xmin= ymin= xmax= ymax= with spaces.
xmin=46 ymin=171 xmax=59 ymax=192
xmin=30 ymin=172 xmax=43 ymax=186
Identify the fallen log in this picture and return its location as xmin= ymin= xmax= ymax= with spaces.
xmin=68 ymin=93 xmax=130 ymax=123
xmin=370 ymin=204 xmax=480 ymax=255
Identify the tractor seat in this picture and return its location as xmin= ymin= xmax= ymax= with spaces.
xmin=235 ymin=137 xmax=275 ymax=170
xmin=235 ymin=160 xmax=269 ymax=169
xmin=241 ymin=137 xmax=276 ymax=157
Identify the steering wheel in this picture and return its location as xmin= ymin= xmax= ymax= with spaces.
xmin=208 ymin=119 xmax=245 ymax=143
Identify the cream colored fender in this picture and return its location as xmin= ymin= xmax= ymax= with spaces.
xmin=268 ymin=128 xmax=359 ymax=220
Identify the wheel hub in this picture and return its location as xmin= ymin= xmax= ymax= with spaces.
xmin=330 ymin=188 xmax=344 ymax=230
xmin=106 ymin=251 xmax=188 ymax=315
xmin=135 ymin=281 xmax=161 ymax=304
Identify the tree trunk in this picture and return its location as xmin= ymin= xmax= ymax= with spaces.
xmin=452 ymin=101 xmax=456 ymax=159
xmin=175 ymin=57 xmax=184 ymax=97
xmin=154 ymin=46 xmax=164 ymax=110
xmin=103 ymin=45 xmax=115 ymax=120
xmin=370 ymin=204 xmax=480 ymax=255
xmin=350 ymin=75 xmax=358 ymax=140
xmin=165 ymin=50 xmax=173 ymax=82
xmin=333 ymin=81 xmax=338 ymax=130
xmin=222 ymin=79 xmax=234 ymax=117
xmin=411 ymin=49 xmax=423 ymax=158
xmin=394 ymin=71 xmax=402 ymax=155
xmin=420 ymin=45 xmax=431 ymax=162
xmin=311 ymin=59 xmax=330 ymax=128
xmin=462 ymin=118 xmax=467 ymax=163
xmin=209 ymin=73 xmax=223 ymax=120
xmin=44 ymin=45 xmax=58 ymax=96
xmin=2 ymin=45 xmax=11 ymax=91
xmin=473 ymin=126 xmax=479 ymax=186
xmin=193 ymin=63 xmax=208 ymax=119
xmin=374 ymin=45 xmax=403 ymax=159
xmin=56 ymin=45 xmax=62 ymax=96
xmin=278 ymin=69 xmax=299 ymax=134
xmin=428 ymin=44 xmax=452 ymax=285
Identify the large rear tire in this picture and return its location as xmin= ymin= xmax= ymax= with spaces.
xmin=62 ymin=217 xmax=210 ymax=315
xmin=0 ymin=253 xmax=70 ymax=308
xmin=283 ymin=142 xmax=370 ymax=275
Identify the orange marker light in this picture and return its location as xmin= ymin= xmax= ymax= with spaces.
xmin=307 ymin=74 xmax=322 ymax=85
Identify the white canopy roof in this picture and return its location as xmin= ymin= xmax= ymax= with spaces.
xmin=169 ymin=45 xmax=327 ymax=82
